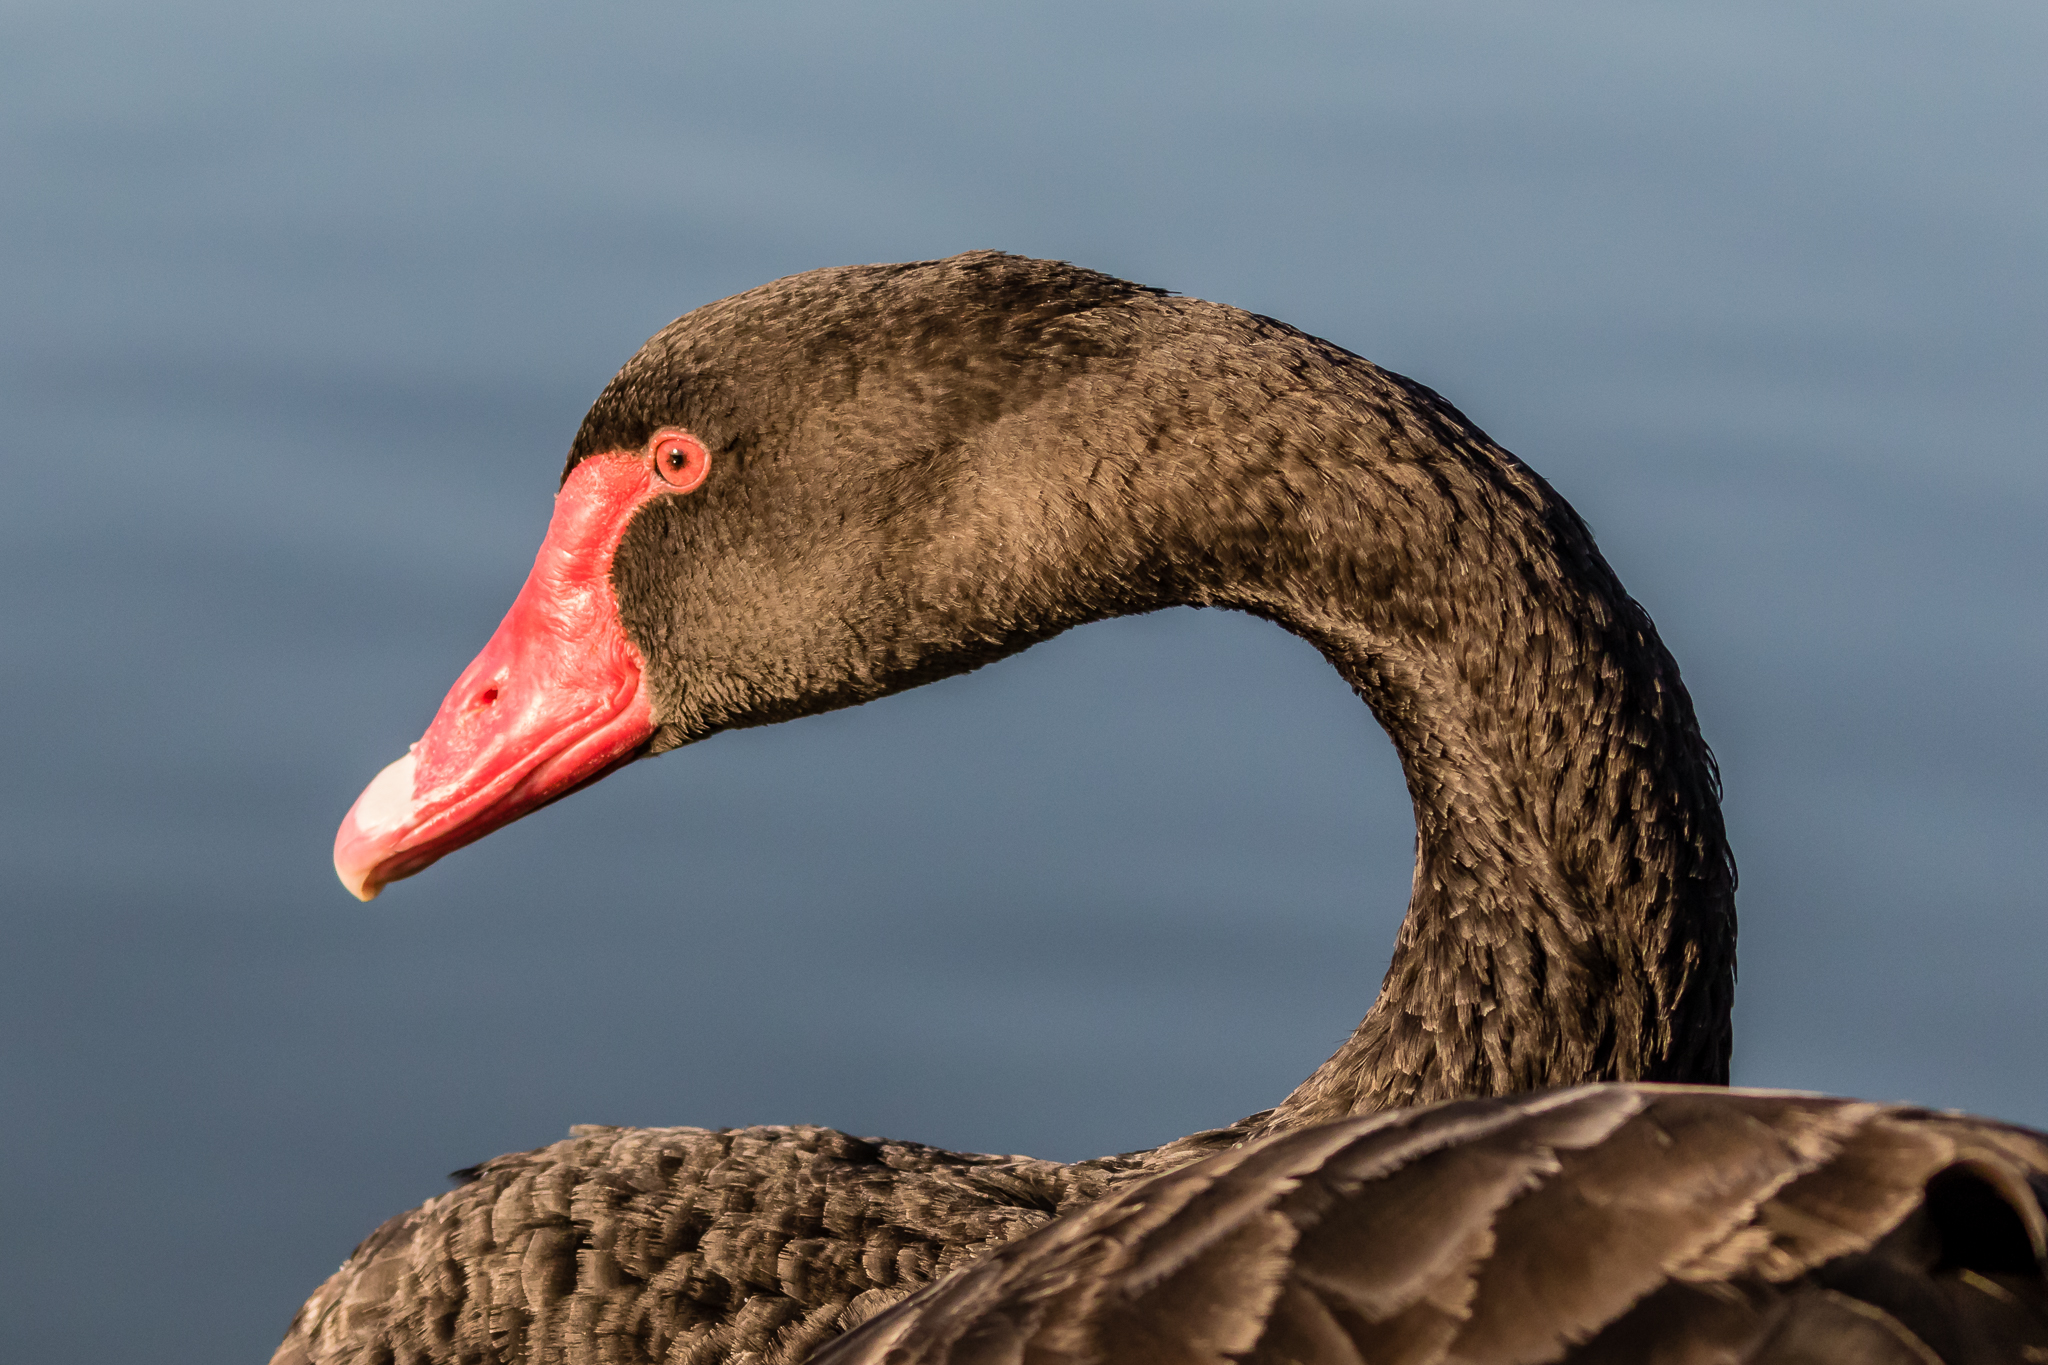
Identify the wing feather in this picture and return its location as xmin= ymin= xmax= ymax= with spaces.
xmin=813 ymin=1087 xmax=2048 ymax=1365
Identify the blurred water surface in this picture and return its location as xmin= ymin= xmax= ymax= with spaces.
xmin=2 ymin=3 xmax=2044 ymax=1361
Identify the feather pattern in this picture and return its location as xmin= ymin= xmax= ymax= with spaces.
xmin=274 ymin=1124 xmax=1167 ymax=1365
xmin=280 ymin=255 xmax=2034 ymax=1365
xmin=813 ymin=1087 xmax=2048 ymax=1365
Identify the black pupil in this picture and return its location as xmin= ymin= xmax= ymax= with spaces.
xmin=665 ymin=449 xmax=683 ymax=468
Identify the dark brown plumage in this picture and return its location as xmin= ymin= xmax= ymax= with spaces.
xmin=591 ymin=251 xmax=1736 ymax=1108
xmin=278 ymin=254 xmax=2041 ymax=1365
xmin=816 ymin=1087 xmax=2048 ymax=1365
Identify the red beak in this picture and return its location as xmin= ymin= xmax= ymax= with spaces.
xmin=334 ymin=455 xmax=663 ymax=900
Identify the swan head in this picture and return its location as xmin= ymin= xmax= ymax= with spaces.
xmin=337 ymin=252 xmax=1177 ymax=898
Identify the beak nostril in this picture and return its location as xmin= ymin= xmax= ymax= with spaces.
xmin=476 ymin=687 xmax=499 ymax=708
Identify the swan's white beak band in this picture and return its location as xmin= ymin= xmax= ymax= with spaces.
xmin=334 ymin=751 xmax=422 ymax=897
xmin=334 ymin=453 xmax=666 ymax=900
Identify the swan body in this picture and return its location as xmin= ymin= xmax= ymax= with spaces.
xmin=278 ymin=1091 xmax=2048 ymax=1365
xmin=817 ymin=1087 xmax=2048 ymax=1365
xmin=279 ymin=254 xmax=2042 ymax=1363
xmin=277 ymin=1124 xmax=1175 ymax=1365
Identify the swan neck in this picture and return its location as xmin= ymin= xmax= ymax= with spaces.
xmin=1137 ymin=364 xmax=1738 ymax=1129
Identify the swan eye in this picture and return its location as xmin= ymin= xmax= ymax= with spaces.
xmin=651 ymin=430 xmax=710 ymax=492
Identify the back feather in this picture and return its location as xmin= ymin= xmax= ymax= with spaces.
xmin=813 ymin=1086 xmax=2048 ymax=1365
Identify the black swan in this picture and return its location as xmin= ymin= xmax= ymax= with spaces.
xmin=279 ymin=253 xmax=2044 ymax=1364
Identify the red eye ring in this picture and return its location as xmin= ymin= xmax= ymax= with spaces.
xmin=650 ymin=429 xmax=710 ymax=492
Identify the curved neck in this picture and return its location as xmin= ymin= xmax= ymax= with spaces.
xmin=1258 ymin=575 xmax=1736 ymax=1125
xmin=1085 ymin=330 xmax=1738 ymax=1127
xmin=621 ymin=275 xmax=1738 ymax=1128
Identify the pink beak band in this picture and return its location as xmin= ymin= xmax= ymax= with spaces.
xmin=333 ymin=455 xmax=665 ymax=900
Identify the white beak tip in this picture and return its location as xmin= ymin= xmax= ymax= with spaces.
xmin=333 ymin=751 xmax=420 ymax=901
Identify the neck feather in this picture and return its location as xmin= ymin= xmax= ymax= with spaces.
xmin=1086 ymin=322 xmax=1737 ymax=1127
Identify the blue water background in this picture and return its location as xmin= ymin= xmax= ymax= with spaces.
xmin=3 ymin=3 xmax=2044 ymax=1359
